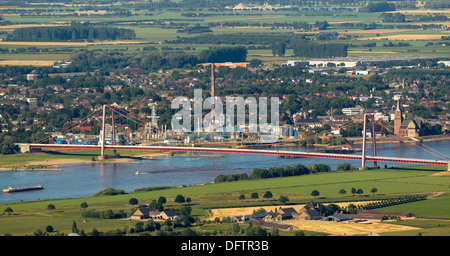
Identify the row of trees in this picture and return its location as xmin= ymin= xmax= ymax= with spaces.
xmin=292 ymin=41 xmax=348 ymax=58
xmin=66 ymin=46 xmax=247 ymax=72
xmin=214 ymin=163 xmax=334 ymax=183
xmin=198 ymin=46 xmax=247 ymax=63
xmin=356 ymin=195 xmax=427 ymax=210
xmin=359 ymin=2 xmax=395 ymax=12
xmin=8 ymin=23 xmax=135 ymax=42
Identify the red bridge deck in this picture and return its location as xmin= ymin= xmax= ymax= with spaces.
xmin=29 ymin=144 xmax=449 ymax=167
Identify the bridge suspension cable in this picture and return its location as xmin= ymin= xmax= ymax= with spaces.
xmin=371 ymin=117 xmax=449 ymax=160
xmin=108 ymin=105 xmax=185 ymax=140
xmin=33 ymin=108 xmax=103 ymax=144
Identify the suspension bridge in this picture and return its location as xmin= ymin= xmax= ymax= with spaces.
xmin=23 ymin=103 xmax=449 ymax=171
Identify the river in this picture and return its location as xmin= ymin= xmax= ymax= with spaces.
xmin=1 ymin=140 xmax=449 ymax=204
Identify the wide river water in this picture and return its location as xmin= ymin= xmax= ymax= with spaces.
xmin=1 ymin=140 xmax=449 ymax=204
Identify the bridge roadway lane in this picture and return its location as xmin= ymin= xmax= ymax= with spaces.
xmin=29 ymin=144 xmax=449 ymax=167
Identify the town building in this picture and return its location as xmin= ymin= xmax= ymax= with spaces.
xmin=394 ymin=101 xmax=419 ymax=137
xmin=398 ymin=119 xmax=420 ymax=137
xmin=26 ymin=71 xmax=42 ymax=81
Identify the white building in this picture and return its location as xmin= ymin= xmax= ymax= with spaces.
xmin=342 ymin=107 xmax=364 ymax=116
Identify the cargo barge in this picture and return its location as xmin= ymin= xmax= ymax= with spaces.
xmin=2 ymin=185 xmax=44 ymax=193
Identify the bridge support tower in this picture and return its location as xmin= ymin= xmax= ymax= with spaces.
xmin=360 ymin=114 xmax=377 ymax=170
xmin=99 ymin=105 xmax=116 ymax=159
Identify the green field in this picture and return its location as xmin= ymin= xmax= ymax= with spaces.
xmin=0 ymin=7 xmax=449 ymax=65
xmin=1 ymin=164 xmax=449 ymax=236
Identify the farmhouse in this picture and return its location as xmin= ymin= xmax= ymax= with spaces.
xmin=324 ymin=214 xmax=353 ymax=222
xmin=265 ymin=212 xmax=293 ymax=221
xmin=245 ymin=220 xmax=299 ymax=232
xmin=233 ymin=212 xmax=273 ymax=222
xmin=158 ymin=210 xmax=184 ymax=220
xmin=130 ymin=208 xmax=184 ymax=221
xmin=130 ymin=208 xmax=160 ymax=220
xmin=296 ymin=209 xmax=322 ymax=221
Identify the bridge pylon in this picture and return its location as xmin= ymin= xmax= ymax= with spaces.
xmin=99 ymin=105 xmax=116 ymax=159
xmin=360 ymin=114 xmax=377 ymax=170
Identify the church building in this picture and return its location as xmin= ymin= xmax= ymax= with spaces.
xmin=393 ymin=101 xmax=419 ymax=138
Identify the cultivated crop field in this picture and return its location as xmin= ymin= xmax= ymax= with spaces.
xmin=0 ymin=3 xmax=449 ymax=65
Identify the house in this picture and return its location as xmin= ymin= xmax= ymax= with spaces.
xmin=157 ymin=210 xmax=184 ymax=220
xmin=278 ymin=207 xmax=297 ymax=215
xmin=295 ymin=119 xmax=322 ymax=129
xmin=298 ymin=202 xmax=321 ymax=214
xmin=131 ymin=208 xmax=183 ymax=221
xmin=324 ymin=214 xmax=353 ymax=222
xmin=245 ymin=220 xmax=299 ymax=231
xmin=130 ymin=208 xmax=161 ymax=220
xmin=234 ymin=212 xmax=273 ymax=222
xmin=342 ymin=106 xmax=364 ymax=116
xmin=297 ymin=209 xmax=322 ymax=220
xmin=27 ymin=71 xmax=42 ymax=81
xmin=265 ymin=212 xmax=293 ymax=221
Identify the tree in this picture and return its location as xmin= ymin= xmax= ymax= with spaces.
xmin=1 ymin=135 xmax=20 ymax=154
xmin=150 ymin=200 xmax=164 ymax=211
xmin=356 ymin=189 xmax=364 ymax=195
xmin=4 ymin=207 xmax=13 ymax=215
xmin=336 ymin=162 xmax=355 ymax=171
xmin=263 ymin=191 xmax=273 ymax=199
xmin=339 ymin=189 xmax=347 ymax=196
xmin=249 ymin=59 xmax=263 ymax=68
xmin=72 ymin=220 xmax=79 ymax=234
xmin=232 ymin=223 xmax=241 ymax=235
xmin=279 ymin=195 xmax=289 ymax=205
xmin=80 ymin=201 xmax=88 ymax=209
xmin=239 ymin=194 xmax=245 ymax=200
xmin=272 ymin=41 xmax=286 ymax=57
xmin=129 ymin=198 xmax=139 ymax=206
xmin=251 ymin=192 xmax=259 ymax=199
xmin=158 ymin=196 xmax=167 ymax=204
xmin=371 ymin=188 xmax=378 ymax=194
xmin=311 ymin=190 xmax=320 ymax=197
xmin=175 ymin=195 xmax=185 ymax=204
xmin=294 ymin=230 xmax=305 ymax=236
xmin=47 ymin=204 xmax=55 ymax=210
xmin=46 ymin=225 xmax=54 ymax=233
xmin=351 ymin=187 xmax=356 ymax=195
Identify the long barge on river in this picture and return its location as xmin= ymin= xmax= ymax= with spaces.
xmin=2 ymin=185 xmax=44 ymax=193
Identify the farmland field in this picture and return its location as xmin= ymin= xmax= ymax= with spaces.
xmin=0 ymin=4 xmax=449 ymax=65
xmin=1 ymin=166 xmax=449 ymax=236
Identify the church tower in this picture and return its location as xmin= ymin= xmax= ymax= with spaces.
xmin=394 ymin=100 xmax=403 ymax=135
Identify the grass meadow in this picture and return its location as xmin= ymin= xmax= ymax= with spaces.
xmin=1 ymin=163 xmax=449 ymax=236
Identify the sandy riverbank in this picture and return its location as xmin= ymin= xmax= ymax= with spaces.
xmin=0 ymin=151 xmax=224 ymax=171
xmin=0 ymin=152 xmax=167 ymax=171
xmin=0 ymin=158 xmax=136 ymax=171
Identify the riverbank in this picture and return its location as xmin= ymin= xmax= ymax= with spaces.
xmin=0 ymin=151 xmax=225 ymax=171
xmin=0 ymin=151 xmax=169 ymax=171
xmin=0 ymin=157 xmax=138 ymax=171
